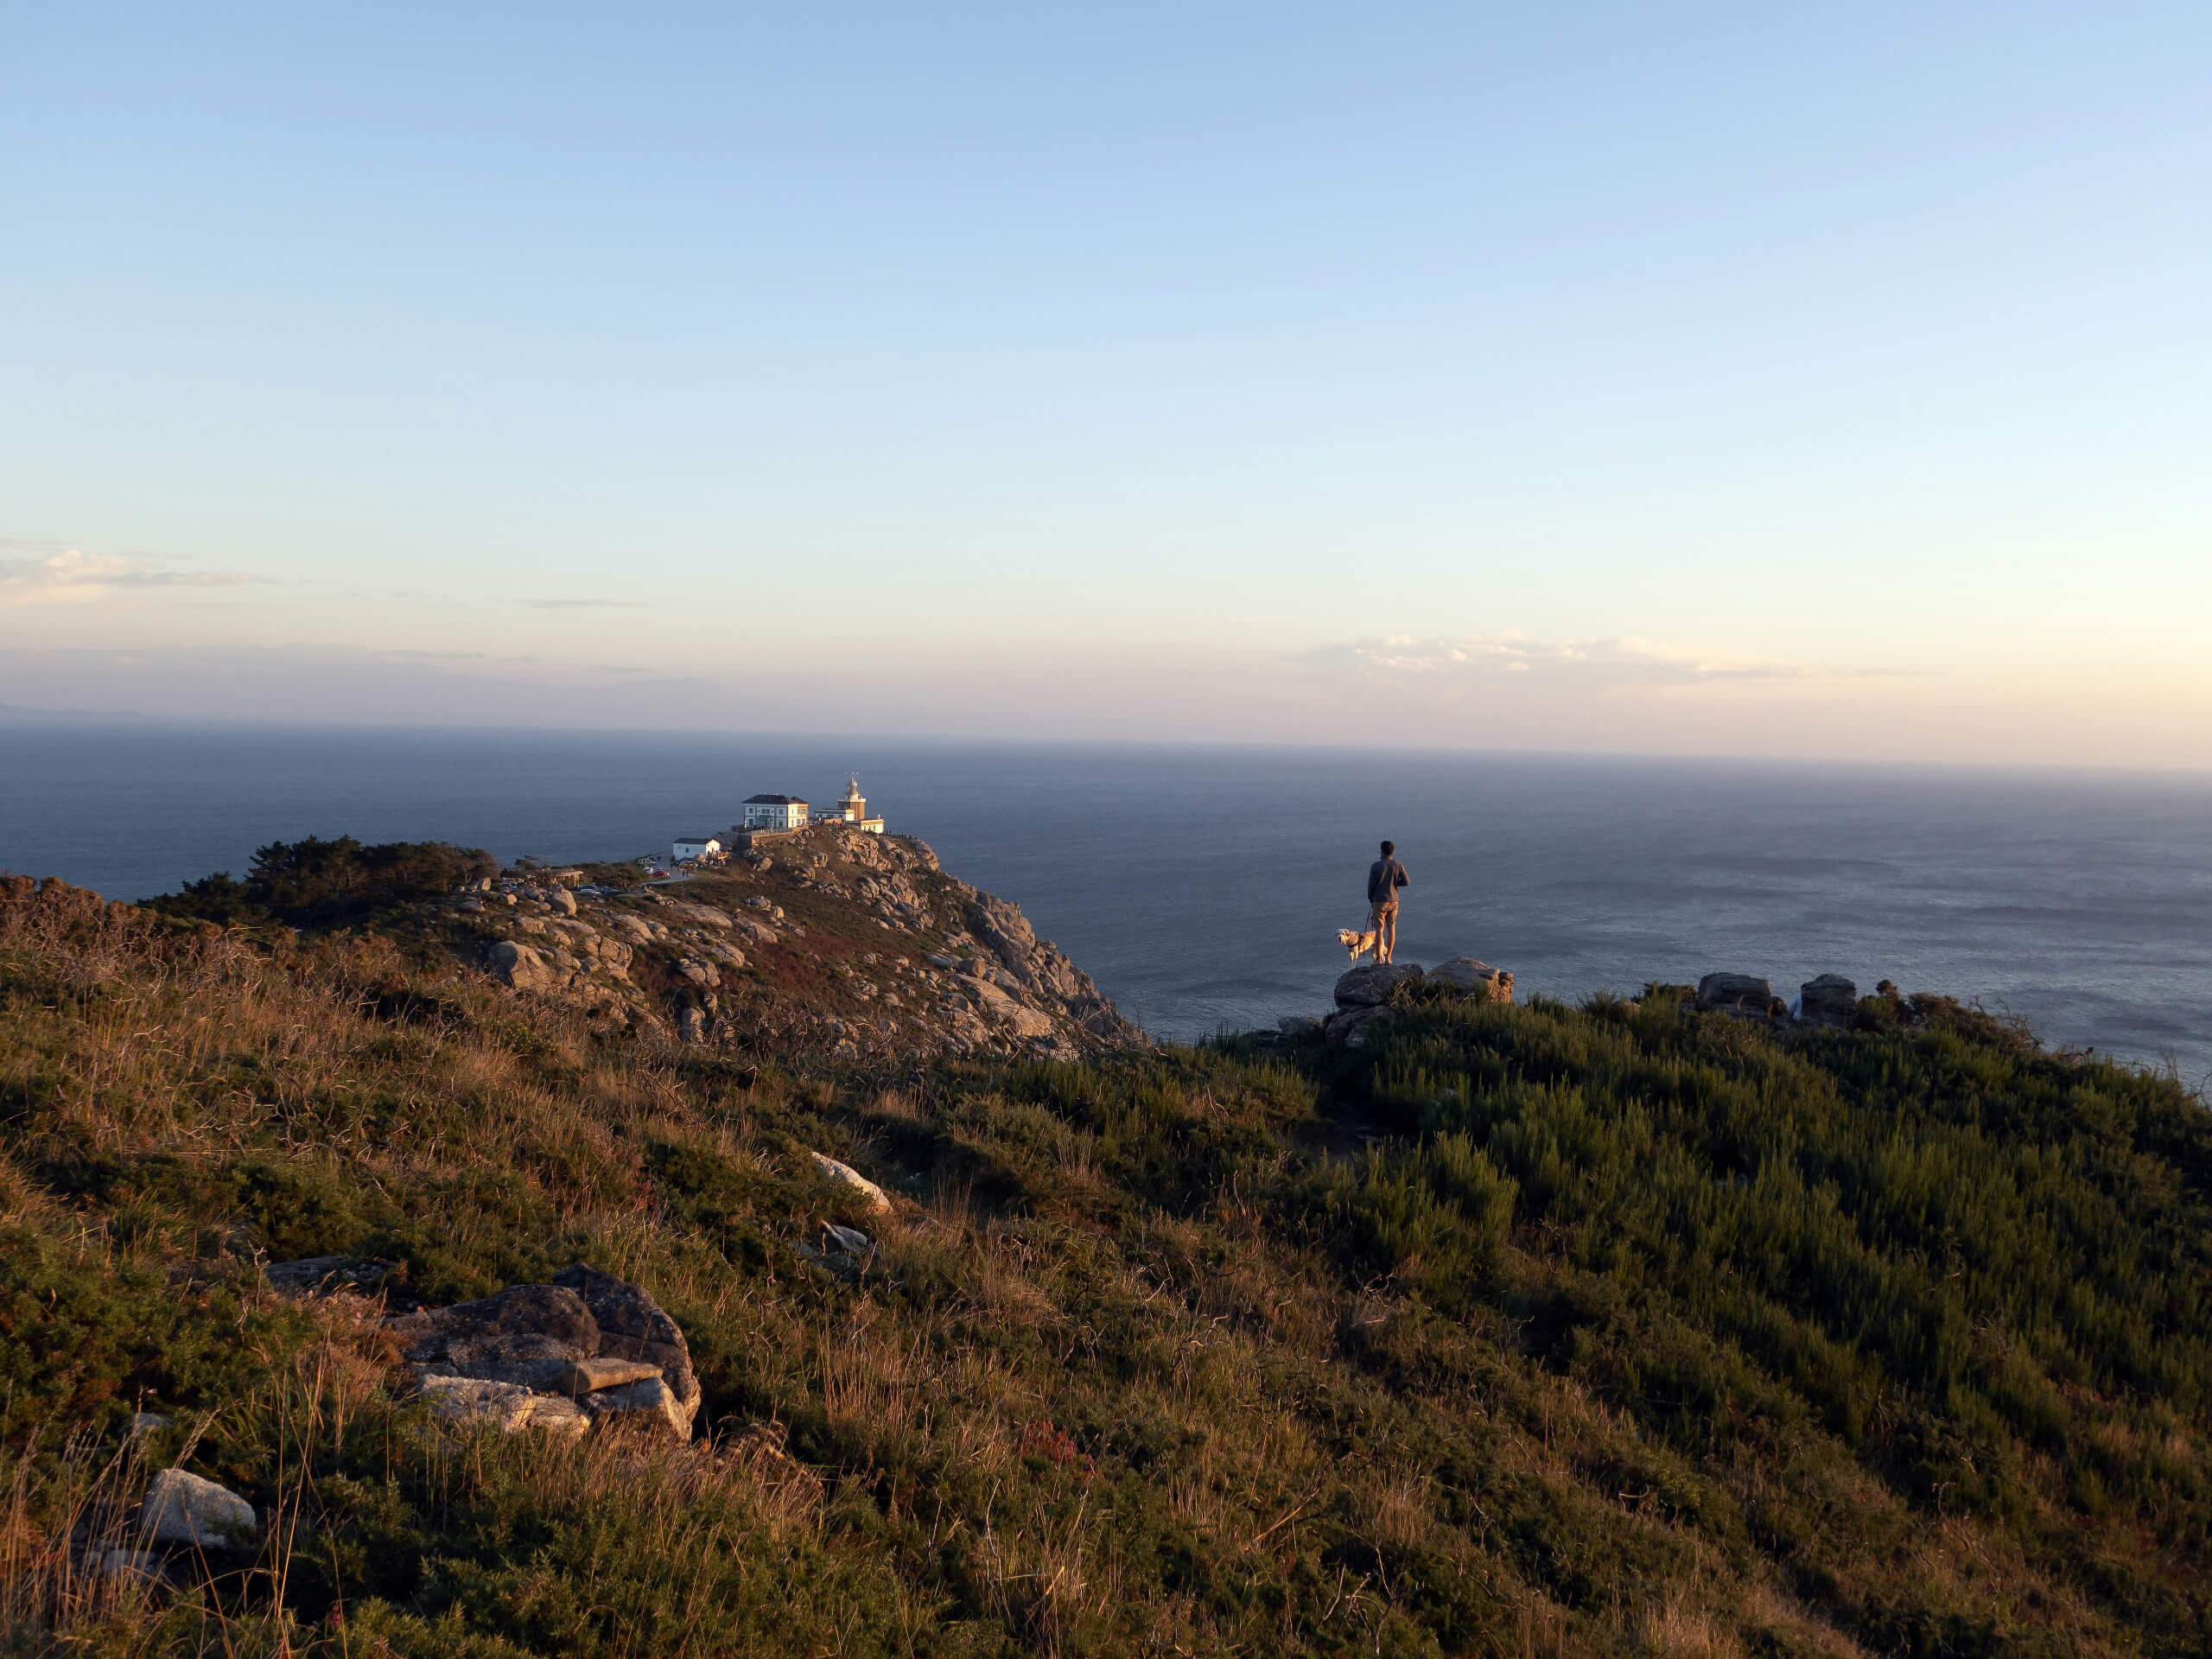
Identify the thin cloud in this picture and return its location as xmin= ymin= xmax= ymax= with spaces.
xmin=1293 ymin=633 xmax=1885 ymax=688
xmin=524 ymin=598 xmax=646 ymax=610
xmin=0 ymin=549 xmax=263 ymax=608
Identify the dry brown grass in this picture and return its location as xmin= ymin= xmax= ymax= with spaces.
xmin=1635 ymin=1585 xmax=1745 ymax=1657
xmin=1 ymin=1423 xmax=164 ymax=1646
xmin=818 ymin=1306 xmax=930 ymax=1465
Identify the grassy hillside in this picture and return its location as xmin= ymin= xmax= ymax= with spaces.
xmin=2 ymin=872 xmax=2208 ymax=1656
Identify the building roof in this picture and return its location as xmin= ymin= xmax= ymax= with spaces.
xmin=743 ymin=794 xmax=809 ymax=805
xmin=674 ymin=834 xmax=719 ymax=843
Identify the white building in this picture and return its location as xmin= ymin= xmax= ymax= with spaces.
xmin=672 ymin=834 xmax=722 ymax=862
xmin=741 ymin=794 xmax=809 ymax=830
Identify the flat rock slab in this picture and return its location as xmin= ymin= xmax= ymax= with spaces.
xmin=1334 ymin=963 xmax=1424 ymax=1010
xmin=140 ymin=1469 xmax=257 ymax=1551
xmin=387 ymin=1283 xmax=600 ymax=1391
xmin=558 ymin=1356 xmax=664 ymax=1395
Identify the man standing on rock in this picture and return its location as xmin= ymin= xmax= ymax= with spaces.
xmin=1367 ymin=840 xmax=1410 ymax=965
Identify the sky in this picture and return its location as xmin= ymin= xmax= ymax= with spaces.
xmin=4 ymin=3 xmax=2209 ymax=765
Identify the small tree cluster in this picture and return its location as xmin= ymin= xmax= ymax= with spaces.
xmin=145 ymin=836 xmax=498 ymax=928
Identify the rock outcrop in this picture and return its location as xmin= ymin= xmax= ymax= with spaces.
xmin=960 ymin=890 xmax=1142 ymax=1048
xmin=386 ymin=1268 xmax=701 ymax=1441
xmin=1335 ymin=963 xmax=1425 ymax=1009
xmin=1262 ymin=955 xmax=1517 ymax=1048
xmin=1800 ymin=974 xmax=1858 ymax=1027
xmin=486 ymin=938 xmax=559 ymax=992
xmin=1430 ymin=957 xmax=1514 ymax=1002
xmin=1324 ymin=1004 xmax=1395 ymax=1049
xmin=443 ymin=823 xmax=1144 ymax=1064
xmin=1698 ymin=973 xmax=1783 ymax=1018
xmin=387 ymin=1284 xmax=601 ymax=1391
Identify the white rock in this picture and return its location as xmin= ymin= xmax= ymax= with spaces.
xmin=807 ymin=1151 xmax=893 ymax=1213
xmin=140 ymin=1469 xmax=257 ymax=1550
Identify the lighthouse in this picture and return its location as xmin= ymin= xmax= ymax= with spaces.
xmin=832 ymin=774 xmax=885 ymax=832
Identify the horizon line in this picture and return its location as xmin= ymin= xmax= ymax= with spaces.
xmin=4 ymin=703 xmax=2211 ymax=784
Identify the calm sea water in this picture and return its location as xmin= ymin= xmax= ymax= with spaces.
xmin=4 ymin=720 xmax=2209 ymax=1087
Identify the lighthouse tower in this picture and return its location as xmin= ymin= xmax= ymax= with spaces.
xmin=839 ymin=773 xmax=867 ymax=823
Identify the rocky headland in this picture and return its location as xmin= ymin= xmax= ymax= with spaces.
xmin=444 ymin=825 xmax=1141 ymax=1062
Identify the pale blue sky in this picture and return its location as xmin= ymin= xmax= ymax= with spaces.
xmin=5 ymin=3 xmax=2209 ymax=760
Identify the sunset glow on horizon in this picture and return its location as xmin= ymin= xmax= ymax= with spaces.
xmin=6 ymin=3 xmax=2209 ymax=767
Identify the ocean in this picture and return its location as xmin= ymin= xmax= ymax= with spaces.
xmin=4 ymin=720 xmax=2209 ymax=1087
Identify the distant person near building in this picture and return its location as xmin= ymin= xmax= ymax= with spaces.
xmin=1368 ymin=841 xmax=1410 ymax=965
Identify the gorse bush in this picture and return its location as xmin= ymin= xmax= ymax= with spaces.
xmin=2 ymin=885 xmax=2209 ymax=1656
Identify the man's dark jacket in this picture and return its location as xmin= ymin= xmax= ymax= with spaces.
xmin=1368 ymin=857 xmax=1410 ymax=906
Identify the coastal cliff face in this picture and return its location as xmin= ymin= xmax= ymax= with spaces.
xmin=3 ymin=856 xmax=2210 ymax=1656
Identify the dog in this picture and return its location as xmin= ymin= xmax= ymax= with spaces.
xmin=1338 ymin=925 xmax=1381 ymax=963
